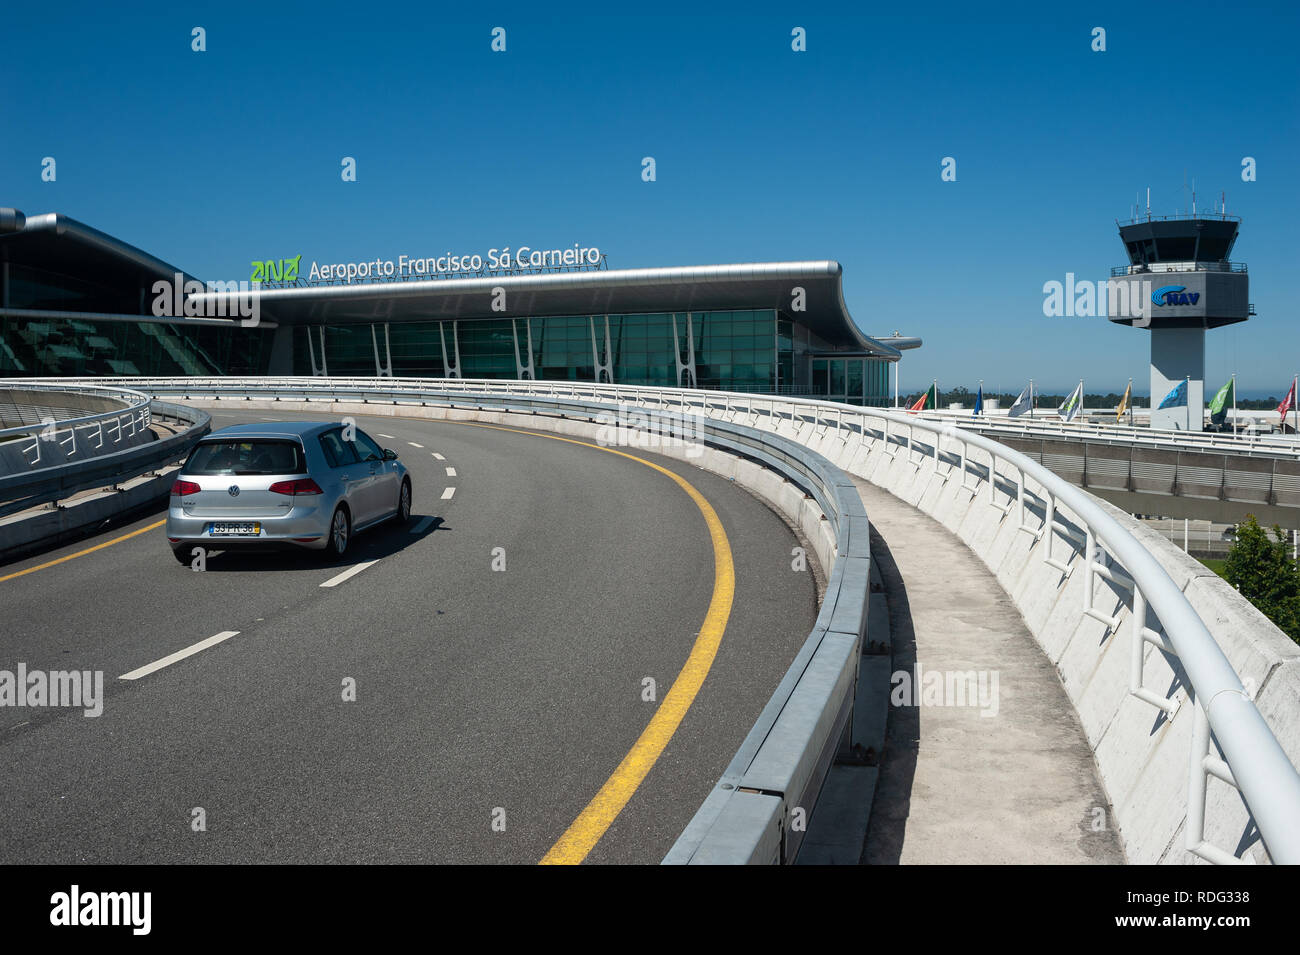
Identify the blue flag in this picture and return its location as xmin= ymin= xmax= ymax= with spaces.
xmin=1157 ymin=380 xmax=1188 ymax=409
xmin=973 ymin=385 xmax=983 ymax=417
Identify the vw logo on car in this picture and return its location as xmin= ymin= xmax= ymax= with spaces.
xmin=228 ymin=485 xmax=240 ymax=497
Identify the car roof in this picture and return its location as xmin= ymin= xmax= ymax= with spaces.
xmin=202 ymin=421 xmax=338 ymax=441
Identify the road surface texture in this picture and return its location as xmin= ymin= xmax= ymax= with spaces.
xmin=0 ymin=410 xmax=816 ymax=864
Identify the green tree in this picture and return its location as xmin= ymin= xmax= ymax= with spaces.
xmin=1223 ymin=515 xmax=1300 ymax=643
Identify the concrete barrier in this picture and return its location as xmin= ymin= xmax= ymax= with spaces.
xmin=762 ymin=416 xmax=1300 ymax=864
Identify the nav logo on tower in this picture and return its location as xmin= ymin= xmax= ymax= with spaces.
xmin=1152 ymin=284 xmax=1200 ymax=307
xmin=250 ymin=254 xmax=302 ymax=283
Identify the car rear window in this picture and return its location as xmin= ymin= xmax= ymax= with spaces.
xmin=186 ymin=439 xmax=306 ymax=475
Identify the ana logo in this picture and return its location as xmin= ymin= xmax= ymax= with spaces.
xmin=228 ymin=485 xmax=240 ymax=497
xmin=1152 ymin=284 xmax=1200 ymax=307
xmin=250 ymin=254 xmax=302 ymax=283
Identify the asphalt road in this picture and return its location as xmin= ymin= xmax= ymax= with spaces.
xmin=0 ymin=409 xmax=816 ymax=863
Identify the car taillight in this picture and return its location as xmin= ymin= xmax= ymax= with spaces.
xmin=171 ymin=480 xmax=201 ymax=496
xmin=269 ymin=478 xmax=324 ymax=496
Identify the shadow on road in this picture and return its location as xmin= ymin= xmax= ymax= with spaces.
xmin=178 ymin=515 xmax=447 ymax=572
xmin=863 ymin=524 xmax=918 ymax=865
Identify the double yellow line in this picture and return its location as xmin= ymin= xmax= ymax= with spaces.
xmin=452 ymin=422 xmax=735 ymax=865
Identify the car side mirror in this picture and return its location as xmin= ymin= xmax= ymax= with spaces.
xmin=383 ymin=449 xmax=398 ymax=461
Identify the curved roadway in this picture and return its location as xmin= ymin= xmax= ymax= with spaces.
xmin=0 ymin=409 xmax=816 ymax=864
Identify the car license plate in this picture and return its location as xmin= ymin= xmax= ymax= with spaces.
xmin=209 ymin=522 xmax=260 ymax=536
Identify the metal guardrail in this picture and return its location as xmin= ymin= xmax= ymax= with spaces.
xmin=15 ymin=375 xmax=1300 ymax=864
xmin=0 ymin=383 xmax=155 ymax=468
xmin=917 ymin=410 xmax=1300 ymax=457
xmin=1110 ymin=261 xmax=1247 ymax=276
xmin=0 ymin=400 xmax=211 ymax=519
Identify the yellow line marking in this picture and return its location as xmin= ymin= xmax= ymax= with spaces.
xmin=0 ymin=519 xmax=167 ymax=584
xmin=450 ymin=421 xmax=735 ymax=865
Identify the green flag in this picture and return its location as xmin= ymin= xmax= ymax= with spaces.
xmin=1208 ymin=378 xmax=1234 ymax=426
xmin=908 ymin=382 xmax=938 ymax=413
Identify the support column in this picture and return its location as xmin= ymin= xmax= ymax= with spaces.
xmin=1150 ymin=327 xmax=1205 ymax=431
xmin=512 ymin=318 xmax=535 ymax=380
xmin=590 ymin=315 xmax=614 ymax=383
xmin=439 ymin=321 xmax=461 ymax=379
xmin=672 ymin=312 xmax=696 ymax=388
xmin=371 ymin=322 xmax=393 ymax=377
xmin=308 ymin=325 xmax=328 ymax=377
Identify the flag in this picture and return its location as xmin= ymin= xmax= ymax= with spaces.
xmin=1157 ymin=379 xmax=1188 ymax=409
xmin=1008 ymin=383 xmax=1033 ymax=418
xmin=972 ymin=384 xmax=983 ymax=417
xmin=1277 ymin=379 xmax=1296 ymax=427
xmin=1208 ymin=379 xmax=1234 ymax=426
xmin=908 ymin=382 xmax=938 ymax=413
xmin=1116 ymin=381 xmax=1132 ymax=422
xmin=1058 ymin=382 xmax=1083 ymax=422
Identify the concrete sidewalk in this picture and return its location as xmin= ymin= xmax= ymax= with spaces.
xmin=858 ymin=476 xmax=1125 ymax=864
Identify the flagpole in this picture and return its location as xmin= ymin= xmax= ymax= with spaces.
xmin=1186 ymin=376 xmax=1192 ymax=432
xmin=1029 ymin=379 xmax=1034 ymax=419
xmin=1231 ymin=373 xmax=1237 ymax=436
xmin=1293 ymin=375 xmax=1297 ymax=437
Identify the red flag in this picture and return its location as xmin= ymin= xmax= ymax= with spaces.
xmin=1277 ymin=380 xmax=1296 ymax=430
xmin=907 ymin=382 xmax=937 ymax=413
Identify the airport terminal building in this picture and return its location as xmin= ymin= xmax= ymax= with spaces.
xmin=0 ymin=209 xmax=916 ymax=405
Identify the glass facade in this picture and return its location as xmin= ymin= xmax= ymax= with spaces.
xmin=808 ymin=356 xmax=891 ymax=407
xmin=294 ymin=309 xmax=797 ymax=394
xmin=0 ymin=315 xmax=275 ymax=378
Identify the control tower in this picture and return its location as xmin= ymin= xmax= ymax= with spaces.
xmin=1108 ymin=211 xmax=1252 ymax=430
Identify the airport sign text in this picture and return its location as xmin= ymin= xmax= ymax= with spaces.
xmin=250 ymin=245 xmax=603 ymax=284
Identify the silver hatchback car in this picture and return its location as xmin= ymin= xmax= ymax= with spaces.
xmin=166 ymin=421 xmax=411 ymax=563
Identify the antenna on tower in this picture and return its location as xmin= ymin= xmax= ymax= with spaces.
xmin=1146 ymin=187 xmax=1150 ymax=220
xmin=1192 ymin=177 xmax=1196 ymax=216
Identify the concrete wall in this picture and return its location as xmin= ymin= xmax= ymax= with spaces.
xmin=0 ymin=388 xmax=154 ymax=473
xmin=0 ymin=388 xmax=128 ymax=428
xmin=754 ymin=411 xmax=1300 ymax=864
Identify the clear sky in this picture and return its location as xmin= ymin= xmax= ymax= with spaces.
xmin=3 ymin=0 xmax=1297 ymax=395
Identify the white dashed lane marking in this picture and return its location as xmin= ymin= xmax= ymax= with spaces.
xmin=407 ymin=442 xmax=424 ymax=448
xmin=441 ymin=487 xmax=456 ymax=500
xmin=119 ymin=631 xmax=240 ymax=681
xmin=432 ymin=453 xmax=445 ymax=460
xmin=319 ymin=559 xmax=381 ymax=589
xmin=377 ymin=433 xmax=395 ymax=439
xmin=411 ymin=516 xmax=435 ymax=534
xmin=445 ymin=467 xmax=457 ymax=477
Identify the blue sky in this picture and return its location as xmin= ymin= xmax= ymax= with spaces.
xmin=3 ymin=0 xmax=1297 ymax=395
